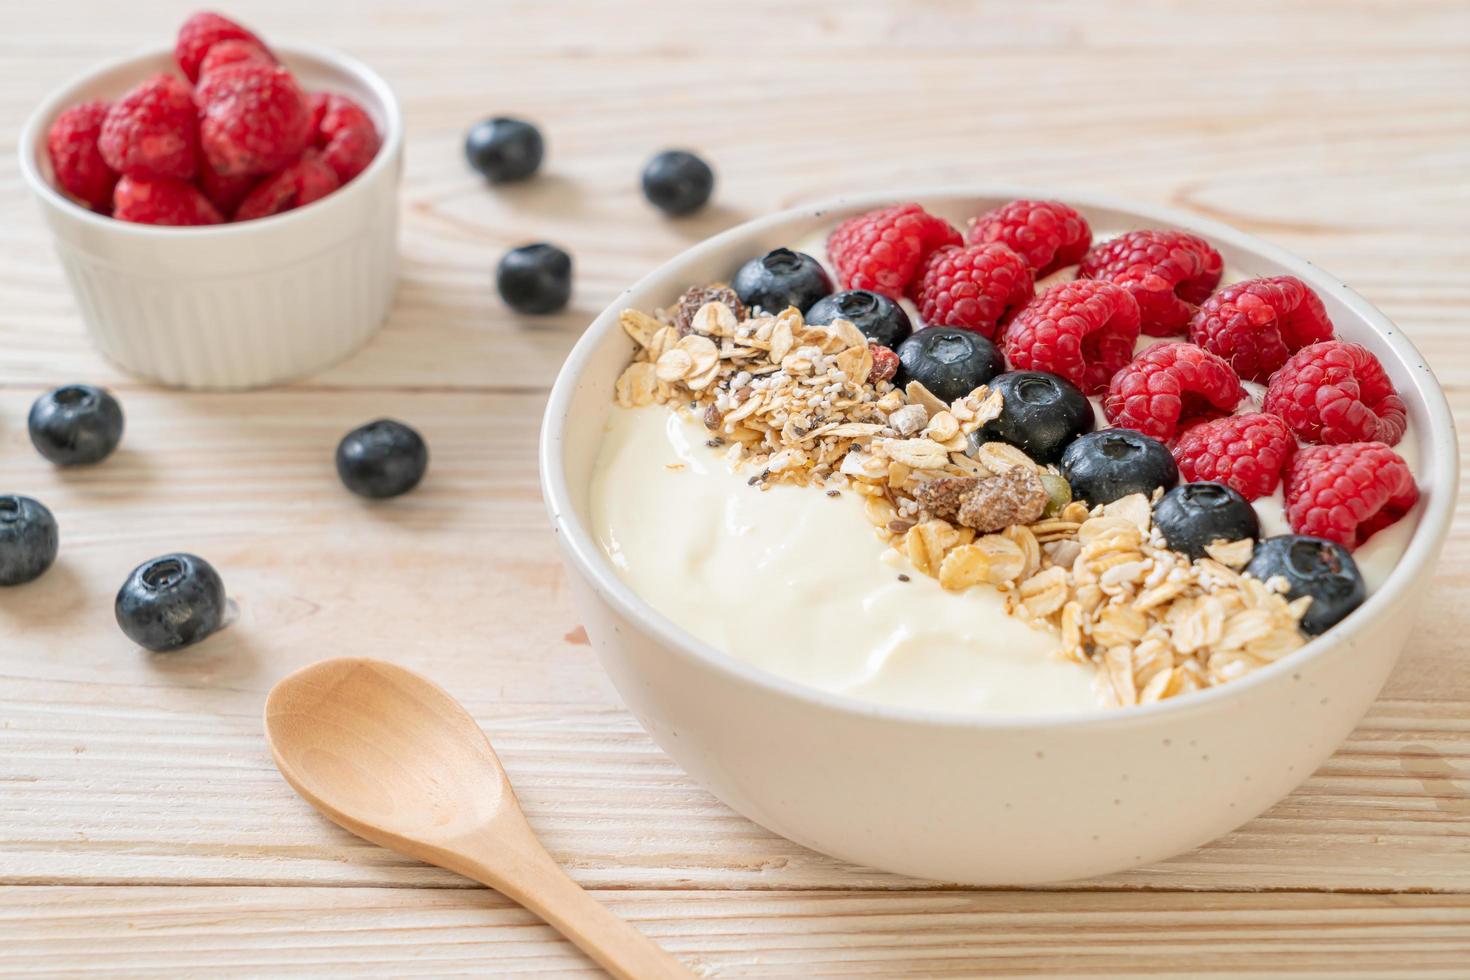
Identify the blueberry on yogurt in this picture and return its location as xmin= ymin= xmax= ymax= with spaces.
xmin=1153 ymin=482 xmax=1260 ymax=560
xmin=894 ymin=327 xmax=1003 ymax=403
xmin=805 ymin=289 xmax=912 ymax=348
xmin=732 ymin=249 xmax=831 ymax=314
xmin=1060 ymin=429 xmax=1179 ymax=506
xmin=979 ymin=371 xmax=1093 ymax=465
xmin=1245 ymin=535 xmax=1366 ymax=636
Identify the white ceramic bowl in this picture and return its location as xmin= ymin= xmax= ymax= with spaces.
xmin=541 ymin=189 xmax=1458 ymax=884
xmin=18 ymin=44 xmax=402 ymax=390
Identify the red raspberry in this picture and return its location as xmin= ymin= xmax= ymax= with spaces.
xmin=234 ymin=152 xmax=340 ymax=221
xmin=911 ymin=243 xmax=1033 ymax=338
xmin=1103 ymin=342 xmax=1244 ymax=442
xmin=199 ymin=39 xmax=274 ymax=78
xmin=1188 ymin=275 xmax=1334 ymax=382
xmin=199 ymin=165 xmax=258 ymax=216
xmin=1262 ymin=340 xmax=1406 ymax=447
xmin=112 ymin=175 xmax=222 ymax=226
xmin=307 ymin=93 xmax=330 ymax=135
xmin=313 ymin=94 xmax=381 ymax=184
xmin=1078 ymin=230 xmax=1223 ymax=336
xmin=47 ymin=100 xmax=118 ymax=212
xmin=197 ymin=63 xmax=312 ymax=177
xmin=1172 ymin=412 xmax=1296 ymax=501
xmin=868 ymin=343 xmax=900 ymax=384
xmin=1003 ymin=280 xmax=1141 ymax=395
xmin=97 ymin=74 xmax=200 ymax=181
xmin=1284 ymin=442 xmax=1417 ymax=549
xmin=964 ymin=199 xmax=1091 ymax=278
xmin=176 ymin=12 xmax=269 ymax=83
xmin=827 ymin=203 xmax=961 ymax=300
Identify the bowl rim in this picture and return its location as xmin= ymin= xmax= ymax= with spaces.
xmin=541 ymin=186 xmax=1460 ymax=732
xmin=17 ymin=41 xmax=403 ymax=234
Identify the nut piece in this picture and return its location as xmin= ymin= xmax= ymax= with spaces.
xmin=913 ymin=477 xmax=981 ymax=522
xmin=1039 ymin=472 xmax=1072 ymax=517
xmin=673 ymin=284 xmax=746 ymax=333
xmin=888 ymin=403 xmax=929 ymax=437
xmin=956 ymin=466 xmax=1050 ymax=533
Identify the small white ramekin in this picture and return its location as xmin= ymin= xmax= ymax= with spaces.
xmin=18 ymin=44 xmax=403 ymax=390
xmin=542 ymin=188 xmax=1459 ymax=885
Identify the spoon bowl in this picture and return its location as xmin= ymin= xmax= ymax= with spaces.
xmin=267 ymin=657 xmax=506 ymax=842
xmin=265 ymin=657 xmax=691 ymax=979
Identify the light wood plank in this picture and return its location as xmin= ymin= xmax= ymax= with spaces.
xmin=4 ymin=887 xmax=1470 ymax=978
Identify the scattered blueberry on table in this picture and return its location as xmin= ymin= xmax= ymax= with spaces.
xmin=893 ymin=327 xmax=1003 ymax=403
xmin=497 ymin=243 xmax=572 ymax=315
xmin=979 ymin=371 xmax=1093 ymax=465
xmin=1245 ymin=535 xmax=1366 ymax=635
xmin=641 ymin=149 xmax=714 ymax=216
xmin=464 ymin=117 xmax=544 ymax=183
xmin=115 ymin=553 xmax=228 ymax=652
xmin=1060 ymin=429 xmax=1179 ymax=506
xmin=0 ymin=495 xmax=59 ymax=587
xmin=336 ymin=419 xmax=429 ymax=499
xmin=806 ymin=290 xmax=912 ymax=349
xmin=28 ymin=384 xmax=125 ymax=465
xmin=732 ymin=248 xmax=831 ymax=315
xmin=1152 ymin=482 xmax=1261 ymax=561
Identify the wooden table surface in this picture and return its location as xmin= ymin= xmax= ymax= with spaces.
xmin=3 ymin=1 xmax=1469 ymax=976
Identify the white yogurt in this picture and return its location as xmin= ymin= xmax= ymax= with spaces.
xmin=591 ymin=406 xmax=1101 ymax=715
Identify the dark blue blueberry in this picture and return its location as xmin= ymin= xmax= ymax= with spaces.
xmin=1245 ymin=535 xmax=1365 ymax=635
xmin=979 ymin=371 xmax=1094 ymax=465
xmin=805 ymin=290 xmax=912 ymax=348
xmin=1060 ymin=429 xmax=1179 ymax=505
xmin=732 ymin=249 xmax=832 ymax=315
xmin=28 ymin=384 xmax=124 ymax=466
xmin=0 ymin=495 xmax=59 ymax=586
xmin=894 ymin=328 xmax=1003 ymax=403
xmin=464 ymin=117 xmax=544 ymax=183
xmin=641 ymin=150 xmax=715 ymax=216
xmin=336 ymin=419 xmax=429 ymax=499
xmin=497 ymin=243 xmax=572 ymax=315
xmin=115 ymin=553 xmax=227 ymax=652
xmin=1153 ymin=482 xmax=1260 ymax=560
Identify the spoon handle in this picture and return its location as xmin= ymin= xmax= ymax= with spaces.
xmin=452 ymin=843 xmax=692 ymax=979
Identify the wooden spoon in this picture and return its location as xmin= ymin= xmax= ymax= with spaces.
xmin=264 ymin=657 xmax=691 ymax=980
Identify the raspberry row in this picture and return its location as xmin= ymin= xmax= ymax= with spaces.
xmin=825 ymin=199 xmax=1417 ymax=551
